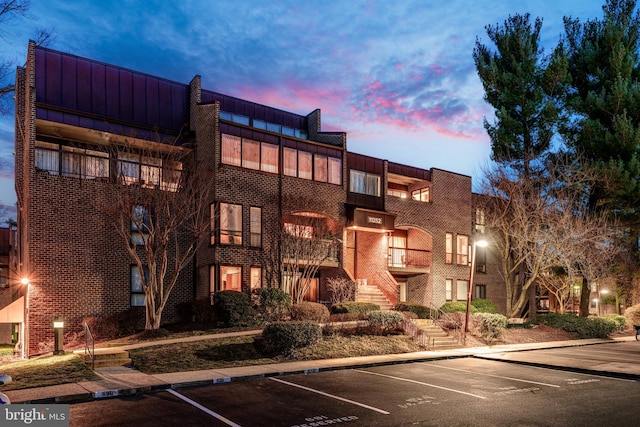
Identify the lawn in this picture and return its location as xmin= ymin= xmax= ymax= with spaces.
xmin=0 ymin=353 xmax=99 ymax=391
xmin=129 ymin=332 xmax=423 ymax=374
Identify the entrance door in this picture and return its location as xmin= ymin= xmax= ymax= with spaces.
xmin=303 ymin=278 xmax=319 ymax=302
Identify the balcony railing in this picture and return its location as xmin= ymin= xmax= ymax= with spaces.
xmin=388 ymin=248 xmax=431 ymax=269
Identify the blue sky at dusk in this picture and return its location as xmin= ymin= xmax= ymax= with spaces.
xmin=0 ymin=0 xmax=607 ymax=221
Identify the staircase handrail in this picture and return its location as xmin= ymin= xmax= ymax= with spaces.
xmin=428 ymin=303 xmax=463 ymax=345
xmin=375 ymin=271 xmax=399 ymax=307
xmin=84 ymin=321 xmax=95 ymax=370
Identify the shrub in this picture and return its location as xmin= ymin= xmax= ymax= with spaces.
xmin=394 ymin=303 xmax=431 ymax=319
xmin=440 ymin=302 xmax=477 ymax=314
xmin=624 ymin=303 xmax=640 ymax=327
xmin=327 ymin=277 xmax=356 ymax=303
xmin=603 ymin=314 xmax=626 ymax=331
xmin=192 ymin=296 xmax=215 ymax=323
xmin=83 ymin=309 xmax=139 ymax=340
xmin=367 ymin=310 xmax=404 ymax=335
xmin=255 ymin=288 xmax=292 ymax=322
xmin=261 ymin=321 xmax=322 ymax=354
xmin=291 ymin=301 xmax=330 ymax=323
xmin=471 ymin=298 xmax=498 ymax=314
xmin=472 ymin=312 xmax=508 ymax=344
xmin=213 ymin=290 xmax=262 ymax=327
xmin=532 ymin=312 xmax=618 ymax=338
xmin=331 ymin=301 xmax=380 ymax=314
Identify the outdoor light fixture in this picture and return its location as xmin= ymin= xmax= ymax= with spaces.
xmin=465 ymin=239 xmax=488 ymax=342
xmin=53 ymin=317 xmax=65 ymax=355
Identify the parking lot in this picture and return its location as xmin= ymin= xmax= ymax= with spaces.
xmin=69 ymin=342 xmax=640 ymax=426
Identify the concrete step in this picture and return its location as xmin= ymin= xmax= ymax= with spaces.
xmin=83 ymin=351 xmax=132 ymax=368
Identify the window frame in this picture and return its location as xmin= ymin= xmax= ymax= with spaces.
xmin=130 ymin=265 xmax=149 ymax=307
xmin=445 ymin=233 xmax=453 ymax=264
xmin=220 ymin=203 xmax=243 ymax=245
xmin=456 ymin=234 xmax=469 ymax=265
xmin=250 ymin=206 xmax=262 ymax=247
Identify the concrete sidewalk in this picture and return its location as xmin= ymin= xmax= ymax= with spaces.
xmin=3 ymin=333 xmax=638 ymax=405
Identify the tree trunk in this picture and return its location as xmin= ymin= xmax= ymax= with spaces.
xmin=579 ymin=277 xmax=590 ymax=317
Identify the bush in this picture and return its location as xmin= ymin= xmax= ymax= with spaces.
xmin=192 ymin=296 xmax=215 ymax=323
xmin=326 ymin=277 xmax=356 ymax=303
xmin=255 ymin=288 xmax=292 ymax=322
xmin=367 ymin=310 xmax=404 ymax=335
xmin=394 ymin=303 xmax=431 ymax=319
xmin=531 ymin=312 xmax=618 ymax=338
xmin=624 ymin=303 xmax=640 ymax=327
xmin=603 ymin=314 xmax=626 ymax=331
xmin=213 ymin=290 xmax=262 ymax=327
xmin=83 ymin=309 xmax=139 ymax=340
xmin=472 ymin=312 xmax=508 ymax=344
xmin=440 ymin=301 xmax=477 ymax=314
xmin=261 ymin=321 xmax=322 ymax=354
xmin=331 ymin=301 xmax=380 ymax=314
xmin=291 ymin=301 xmax=330 ymax=323
xmin=471 ymin=299 xmax=498 ymax=314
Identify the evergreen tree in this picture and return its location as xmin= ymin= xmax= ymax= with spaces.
xmin=474 ymin=13 xmax=568 ymax=179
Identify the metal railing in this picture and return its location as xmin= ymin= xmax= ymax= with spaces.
xmin=428 ymin=303 xmax=463 ymax=345
xmin=387 ymin=248 xmax=431 ymax=269
xmin=84 ymin=321 xmax=95 ymax=370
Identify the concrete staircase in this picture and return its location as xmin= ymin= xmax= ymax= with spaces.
xmin=83 ymin=350 xmax=132 ymax=369
xmin=411 ymin=319 xmax=462 ymax=350
xmin=356 ymin=285 xmax=393 ymax=310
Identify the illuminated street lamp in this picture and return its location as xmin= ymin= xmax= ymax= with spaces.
xmin=465 ymin=239 xmax=488 ymax=342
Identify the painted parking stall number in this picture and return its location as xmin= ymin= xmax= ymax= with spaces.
xmin=398 ymin=395 xmax=439 ymax=409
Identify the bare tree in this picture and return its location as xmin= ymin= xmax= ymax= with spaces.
xmin=279 ymin=214 xmax=341 ymax=304
xmin=0 ymin=1 xmax=55 ymax=113
xmin=480 ymin=156 xmax=616 ymax=317
xmin=100 ymin=138 xmax=214 ymax=330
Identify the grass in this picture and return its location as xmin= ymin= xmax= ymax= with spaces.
xmin=0 ymin=344 xmax=14 ymax=356
xmin=129 ymin=331 xmax=423 ymax=374
xmin=0 ymin=353 xmax=99 ymax=391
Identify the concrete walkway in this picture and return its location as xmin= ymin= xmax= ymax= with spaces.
xmin=3 ymin=332 xmax=639 ymax=404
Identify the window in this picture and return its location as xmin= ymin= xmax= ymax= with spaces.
xmin=35 ymin=141 xmax=60 ymax=174
xmin=328 ymin=157 xmax=342 ymax=185
xmin=283 ymin=147 xmax=297 ymax=177
xmin=388 ymin=235 xmax=407 ymax=268
xmin=457 ymin=234 xmax=469 ymax=265
xmin=220 ymin=203 xmax=242 ymax=245
xmin=261 ymin=142 xmax=279 ymax=173
xmin=209 ymin=265 xmax=216 ymax=300
xmin=131 ymin=205 xmax=150 ymax=245
xmin=388 ymin=189 xmax=408 ymax=198
xmin=399 ymin=281 xmax=407 ymax=303
xmin=475 ymin=246 xmax=487 ymax=273
xmin=456 ymin=280 xmax=468 ymax=302
xmin=314 ymin=154 xmax=328 ymax=182
xmin=242 ymin=139 xmax=260 ymax=170
xmin=118 ymin=152 xmax=140 ymax=184
xmin=412 ymin=188 xmax=430 ymax=202
xmin=446 ymin=279 xmax=452 ymax=301
xmin=475 ymin=208 xmax=485 ymax=233
xmin=131 ymin=266 xmax=148 ymax=306
xmin=221 ymin=134 xmax=241 ymax=166
xmin=221 ymin=266 xmax=242 ymax=291
xmin=250 ymin=207 xmax=262 ymax=247
xmin=474 ymin=284 xmax=486 ymax=299
xmin=210 ymin=204 xmax=216 ymax=245
xmin=350 ymin=170 xmax=380 ymax=196
xmin=445 ymin=233 xmax=453 ymax=264
xmin=162 ymin=159 xmax=182 ymax=192
xmin=250 ymin=267 xmax=262 ymax=289
xmin=298 ymin=151 xmax=313 ymax=180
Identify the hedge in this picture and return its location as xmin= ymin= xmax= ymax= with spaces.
xmin=331 ymin=301 xmax=380 ymax=314
xmin=290 ymin=301 xmax=330 ymax=323
xmin=255 ymin=288 xmax=292 ymax=322
xmin=261 ymin=321 xmax=322 ymax=354
xmin=213 ymin=290 xmax=262 ymax=327
xmin=394 ymin=303 xmax=431 ymax=319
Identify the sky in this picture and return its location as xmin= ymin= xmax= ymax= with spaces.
xmin=0 ymin=0 xmax=609 ymax=222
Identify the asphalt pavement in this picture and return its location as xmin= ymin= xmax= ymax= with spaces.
xmin=2 ymin=332 xmax=639 ymax=405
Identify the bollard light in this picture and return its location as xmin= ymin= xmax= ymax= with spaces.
xmin=53 ymin=317 xmax=65 ymax=355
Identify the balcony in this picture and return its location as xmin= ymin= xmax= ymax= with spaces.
xmin=387 ymin=248 xmax=431 ymax=275
xmin=282 ymin=239 xmax=341 ymax=268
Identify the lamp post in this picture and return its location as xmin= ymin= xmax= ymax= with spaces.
xmin=465 ymin=239 xmax=487 ymax=342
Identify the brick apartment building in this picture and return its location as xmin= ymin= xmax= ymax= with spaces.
xmin=8 ymin=42 xmax=505 ymax=356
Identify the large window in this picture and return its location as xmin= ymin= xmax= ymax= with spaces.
xmin=445 ymin=233 xmax=453 ymax=264
xmin=210 ymin=204 xmax=216 ymax=245
xmin=445 ymin=279 xmax=452 ymax=301
xmin=220 ymin=203 xmax=242 ymax=245
xmin=117 ymin=152 xmax=181 ymax=191
xmin=130 ymin=266 xmax=149 ymax=307
xmin=250 ymin=267 xmax=262 ymax=290
xmin=314 ymin=154 xmax=328 ymax=182
xmin=475 ymin=246 xmax=487 ymax=273
xmin=221 ymin=266 xmax=242 ymax=291
xmin=475 ymin=208 xmax=486 ymax=233
xmin=350 ymin=170 xmax=380 ymax=196
xmin=283 ymin=147 xmax=341 ymax=184
xmin=250 ymin=207 xmax=262 ymax=247
xmin=35 ymin=141 xmax=109 ymax=179
xmin=457 ymin=235 xmax=469 ymax=265
xmin=474 ymin=284 xmax=486 ymax=299
xmin=298 ymin=151 xmax=313 ymax=180
xmin=412 ymin=187 xmax=430 ymax=202
xmin=221 ymin=133 xmax=279 ymax=173
xmin=283 ymin=147 xmax=297 ymax=176
xmin=388 ymin=235 xmax=407 ymax=268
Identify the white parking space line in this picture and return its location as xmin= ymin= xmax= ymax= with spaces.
xmin=268 ymin=377 xmax=390 ymax=414
xmin=425 ymin=363 xmax=561 ymax=387
xmin=354 ymin=369 xmax=487 ymax=399
xmin=167 ymin=389 xmax=242 ymax=427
